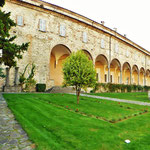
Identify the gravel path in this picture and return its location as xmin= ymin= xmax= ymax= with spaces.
xmin=0 ymin=93 xmax=33 ymax=150
xmin=79 ymin=94 xmax=150 ymax=106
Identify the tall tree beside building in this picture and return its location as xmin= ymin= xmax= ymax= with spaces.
xmin=0 ymin=0 xmax=5 ymax=7
xmin=0 ymin=0 xmax=29 ymax=68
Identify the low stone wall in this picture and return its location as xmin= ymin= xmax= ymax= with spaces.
xmin=3 ymin=86 xmax=22 ymax=93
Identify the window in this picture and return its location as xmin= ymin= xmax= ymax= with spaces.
xmin=39 ymin=19 xmax=46 ymax=32
xmin=142 ymin=57 xmax=145 ymax=64
xmin=101 ymin=39 xmax=105 ymax=49
xmin=83 ymin=32 xmax=88 ymax=43
xmin=115 ymin=44 xmax=119 ymax=53
xmin=126 ymin=50 xmax=129 ymax=57
xmin=17 ymin=16 xmax=23 ymax=26
xmin=60 ymin=24 xmax=66 ymax=37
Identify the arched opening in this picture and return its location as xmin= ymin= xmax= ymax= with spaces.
xmin=146 ymin=69 xmax=150 ymax=86
xmin=82 ymin=49 xmax=93 ymax=60
xmin=132 ymin=65 xmax=139 ymax=85
xmin=122 ymin=62 xmax=131 ymax=84
xmin=95 ymin=54 xmax=108 ymax=83
xmin=139 ymin=67 xmax=145 ymax=86
xmin=50 ymin=44 xmax=71 ymax=86
xmin=110 ymin=59 xmax=121 ymax=84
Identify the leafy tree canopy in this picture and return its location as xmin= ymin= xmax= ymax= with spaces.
xmin=0 ymin=0 xmax=5 ymax=7
xmin=63 ymin=50 xmax=96 ymax=104
xmin=0 ymin=0 xmax=29 ymax=68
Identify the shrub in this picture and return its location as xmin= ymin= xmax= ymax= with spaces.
xmin=36 ymin=83 xmax=46 ymax=92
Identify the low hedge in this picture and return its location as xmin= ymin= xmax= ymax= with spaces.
xmin=92 ymin=83 xmax=150 ymax=93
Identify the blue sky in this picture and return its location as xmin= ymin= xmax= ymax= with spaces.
xmin=43 ymin=0 xmax=150 ymax=51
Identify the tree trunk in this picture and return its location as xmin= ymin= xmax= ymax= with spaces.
xmin=6 ymin=67 xmax=10 ymax=86
xmin=14 ymin=67 xmax=19 ymax=86
xmin=76 ymin=87 xmax=81 ymax=104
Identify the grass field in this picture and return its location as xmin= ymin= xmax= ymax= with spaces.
xmin=90 ymin=92 xmax=150 ymax=102
xmin=3 ymin=93 xmax=150 ymax=150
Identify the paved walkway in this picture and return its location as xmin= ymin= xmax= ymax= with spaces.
xmin=0 ymin=94 xmax=33 ymax=150
xmin=79 ymin=94 xmax=150 ymax=106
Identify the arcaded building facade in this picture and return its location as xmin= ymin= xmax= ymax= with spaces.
xmin=2 ymin=0 xmax=150 ymax=89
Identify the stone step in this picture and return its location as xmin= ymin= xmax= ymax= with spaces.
xmin=46 ymin=86 xmax=76 ymax=93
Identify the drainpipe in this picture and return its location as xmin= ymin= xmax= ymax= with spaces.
xmin=120 ymin=67 xmax=122 ymax=84
xmin=108 ymin=35 xmax=112 ymax=83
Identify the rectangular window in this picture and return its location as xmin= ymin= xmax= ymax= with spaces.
xmin=17 ymin=16 xmax=23 ymax=26
xmin=39 ymin=19 xmax=46 ymax=32
xmin=101 ymin=39 xmax=105 ymax=49
xmin=115 ymin=43 xmax=119 ymax=53
xmin=83 ymin=32 xmax=87 ymax=43
xmin=60 ymin=24 xmax=66 ymax=37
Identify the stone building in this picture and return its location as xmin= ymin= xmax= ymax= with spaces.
xmin=1 ymin=0 xmax=150 ymax=90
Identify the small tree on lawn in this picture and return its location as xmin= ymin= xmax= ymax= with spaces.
xmin=63 ymin=50 xmax=96 ymax=104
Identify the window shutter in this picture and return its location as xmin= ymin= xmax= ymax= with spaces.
xmin=126 ymin=50 xmax=129 ymax=57
xmin=39 ymin=19 xmax=46 ymax=32
xmin=83 ymin=32 xmax=87 ymax=43
xmin=101 ymin=39 xmax=105 ymax=49
xmin=115 ymin=44 xmax=119 ymax=53
xmin=60 ymin=24 xmax=66 ymax=36
xmin=17 ymin=16 xmax=23 ymax=26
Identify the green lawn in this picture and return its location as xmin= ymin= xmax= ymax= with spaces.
xmin=3 ymin=93 xmax=150 ymax=150
xmin=90 ymin=92 xmax=150 ymax=102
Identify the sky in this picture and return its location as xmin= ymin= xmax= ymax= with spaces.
xmin=43 ymin=0 xmax=150 ymax=51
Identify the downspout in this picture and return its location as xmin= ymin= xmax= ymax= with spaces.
xmin=108 ymin=35 xmax=112 ymax=83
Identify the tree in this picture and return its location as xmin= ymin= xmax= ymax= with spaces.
xmin=0 ymin=0 xmax=29 ymax=68
xmin=0 ymin=0 xmax=5 ymax=7
xmin=63 ymin=50 xmax=96 ymax=104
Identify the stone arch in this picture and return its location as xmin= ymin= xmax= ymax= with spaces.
xmin=146 ymin=69 xmax=150 ymax=86
xmin=50 ymin=44 xmax=71 ymax=86
xmin=132 ymin=65 xmax=139 ymax=85
xmin=110 ymin=58 xmax=121 ymax=84
xmin=122 ymin=62 xmax=131 ymax=84
xmin=95 ymin=54 xmax=108 ymax=83
xmin=139 ymin=67 xmax=145 ymax=86
xmin=82 ymin=49 xmax=93 ymax=61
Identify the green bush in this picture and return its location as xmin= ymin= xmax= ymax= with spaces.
xmin=36 ymin=84 xmax=46 ymax=92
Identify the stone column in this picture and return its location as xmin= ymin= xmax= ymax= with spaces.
xmin=14 ymin=67 xmax=19 ymax=86
xmin=130 ymin=70 xmax=132 ymax=84
xmin=120 ymin=68 xmax=122 ymax=84
xmin=108 ymin=64 xmax=110 ymax=83
xmin=144 ymin=73 xmax=146 ymax=86
xmin=5 ymin=67 xmax=10 ymax=87
xmin=138 ymin=71 xmax=140 ymax=85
